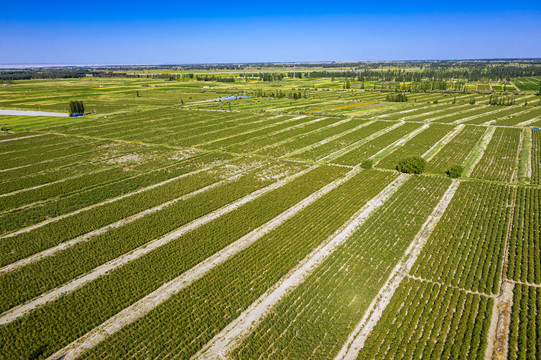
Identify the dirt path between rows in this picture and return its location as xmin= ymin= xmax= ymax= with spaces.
xmin=45 ymin=166 xmax=360 ymax=360
xmin=195 ymin=174 xmax=410 ymax=360
xmin=0 ymin=174 xmax=237 ymax=275
xmin=0 ymin=134 xmax=45 ymax=143
xmin=465 ymin=127 xmax=496 ymax=177
xmin=0 ymin=166 xmax=316 ymax=326
xmin=335 ymin=179 xmax=460 ymax=360
xmin=486 ymin=281 xmax=514 ymax=360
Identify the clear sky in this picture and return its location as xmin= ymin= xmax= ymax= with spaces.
xmin=1 ymin=0 xmax=540 ymax=64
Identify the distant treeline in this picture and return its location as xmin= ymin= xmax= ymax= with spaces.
xmin=1 ymin=60 xmax=540 ymax=84
xmin=0 ymin=69 xmax=88 ymax=81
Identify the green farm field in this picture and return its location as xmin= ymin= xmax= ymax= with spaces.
xmin=1 ymin=68 xmax=541 ymax=360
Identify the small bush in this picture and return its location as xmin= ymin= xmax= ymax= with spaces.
xmin=446 ymin=164 xmax=464 ymax=178
xmin=396 ymin=156 xmax=427 ymax=174
xmin=360 ymin=159 xmax=373 ymax=169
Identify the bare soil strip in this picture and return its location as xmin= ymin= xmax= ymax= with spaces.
xmin=45 ymin=166 xmax=360 ymax=360
xmin=485 ymin=281 xmax=515 ymax=360
xmin=464 ymin=126 xmax=496 ymax=177
xmin=511 ymin=130 xmax=524 ymax=183
xmin=0 ymin=134 xmax=46 ymax=143
xmin=195 ymin=174 xmax=410 ymax=360
xmin=335 ymin=179 xmax=460 ymax=360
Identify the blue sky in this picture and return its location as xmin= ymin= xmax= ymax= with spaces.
xmin=1 ymin=0 xmax=540 ymax=64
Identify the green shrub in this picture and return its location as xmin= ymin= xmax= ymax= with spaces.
xmin=360 ymin=159 xmax=373 ymax=169
xmin=447 ymin=164 xmax=464 ymax=178
xmin=396 ymin=156 xmax=427 ymax=174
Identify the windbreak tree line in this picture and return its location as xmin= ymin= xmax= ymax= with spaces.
xmin=386 ymin=93 xmax=408 ymax=102
xmin=69 ymin=101 xmax=85 ymax=116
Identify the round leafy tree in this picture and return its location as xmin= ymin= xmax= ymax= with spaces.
xmin=360 ymin=159 xmax=373 ymax=169
xmin=447 ymin=164 xmax=464 ymax=178
xmin=396 ymin=156 xmax=427 ymax=174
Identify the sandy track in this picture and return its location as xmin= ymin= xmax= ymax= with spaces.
xmin=335 ymin=179 xmax=460 ymax=360
xmin=485 ymin=281 xmax=515 ymax=360
xmin=45 ymin=165 xmax=358 ymax=360
xmin=465 ymin=127 xmax=496 ymax=177
xmin=0 ymin=134 xmax=46 ymax=143
xmin=195 ymin=174 xmax=410 ymax=360
xmin=0 ymin=166 xmax=316 ymax=326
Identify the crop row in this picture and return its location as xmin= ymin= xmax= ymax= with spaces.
xmin=508 ymin=284 xmax=540 ymax=360
xmin=0 ymin=156 xmax=278 ymax=267
xmin=0 ymin=142 xmax=151 ymax=194
xmin=380 ymin=103 xmax=455 ymax=120
xmin=112 ymin=112 xmax=264 ymax=145
xmin=0 ymin=151 xmax=233 ymax=235
xmin=0 ymin=140 xmax=145 ymax=182
xmin=356 ymin=277 xmax=493 ymax=359
xmin=0 ymin=146 xmax=175 ymax=212
xmin=294 ymin=121 xmax=393 ymax=161
xmin=430 ymin=105 xmax=492 ymax=123
xmin=412 ymin=182 xmax=513 ymax=294
xmin=507 ymin=187 xmax=541 ymax=284
xmin=225 ymin=117 xmax=337 ymax=154
xmin=259 ymin=118 xmax=366 ymax=158
xmin=0 ymin=160 xmax=309 ymax=313
xmin=464 ymin=106 xmax=528 ymax=125
xmin=55 ymin=108 xmax=247 ymax=136
xmin=471 ymin=127 xmax=521 ymax=183
xmin=0 ymin=137 xmax=107 ymax=171
xmin=148 ymin=114 xmax=281 ymax=146
xmin=233 ymin=175 xmax=451 ymax=360
xmin=376 ymin=123 xmax=453 ymax=169
xmin=198 ymin=115 xmax=312 ymax=150
xmin=495 ymin=107 xmax=541 ymax=126
xmin=0 ymin=133 xmax=75 ymax=154
xmin=0 ymin=165 xmax=353 ymax=359
xmin=531 ymin=130 xmax=541 ymax=185
xmin=425 ymin=125 xmax=486 ymax=174
xmin=333 ymin=122 xmax=422 ymax=166
xmin=76 ymin=169 xmax=397 ymax=360
xmin=513 ymin=78 xmax=540 ymax=91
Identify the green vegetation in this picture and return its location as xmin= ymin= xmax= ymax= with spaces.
xmin=396 ymin=155 xmax=427 ymax=174
xmin=68 ymin=100 xmax=85 ymax=116
xmin=447 ymin=164 xmax=464 ymax=178
xmin=0 ymin=61 xmax=538 ymax=360
xmin=360 ymin=158 xmax=373 ymax=169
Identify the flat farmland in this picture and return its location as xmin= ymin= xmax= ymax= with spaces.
xmin=1 ymin=75 xmax=540 ymax=360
